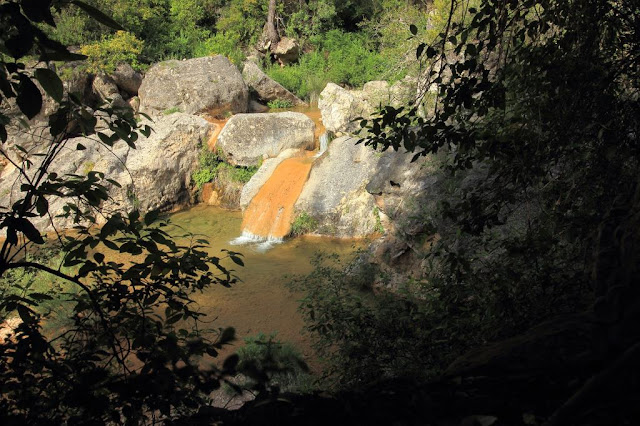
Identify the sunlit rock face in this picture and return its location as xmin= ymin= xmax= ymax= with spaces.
xmin=318 ymin=79 xmax=416 ymax=135
xmin=216 ymin=112 xmax=315 ymax=167
xmin=111 ymin=63 xmax=143 ymax=96
xmin=294 ymin=136 xmax=381 ymax=238
xmin=139 ymin=55 xmax=249 ymax=117
xmin=0 ymin=113 xmax=211 ymax=233
xmin=92 ymin=74 xmax=128 ymax=109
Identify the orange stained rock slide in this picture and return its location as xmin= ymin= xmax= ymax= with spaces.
xmin=241 ymin=153 xmax=315 ymax=239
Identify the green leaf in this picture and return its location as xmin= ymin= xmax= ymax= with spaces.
xmin=97 ymin=132 xmax=114 ymax=146
xmin=106 ymin=178 xmax=121 ymax=188
xmin=218 ymin=327 xmax=235 ymax=345
xmin=416 ymin=43 xmax=425 ymax=60
xmin=76 ymin=143 xmax=86 ymax=150
xmin=166 ymin=313 xmax=182 ymax=324
xmin=6 ymin=228 xmax=17 ymax=245
xmin=39 ymin=50 xmax=87 ymax=62
xmin=409 ymin=24 xmax=418 ymax=36
xmin=17 ymin=74 xmax=42 ymax=119
xmin=17 ymin=304 xmax=34 ymax=324
xmin=17 ymin=218 xmax=44 ymax=244
xmin=93 ymin=252 xmax=105 ymax=263
xmin=144 ymin=210 xmax=159 ymax=226
xmin=466 ymin=44 xmax=477 ymax=57
xmin=21 ymin=0 xmax=55 ymax=26
xmin=28 ymin=292 xmax=54 ymax=302
xmin=230 ymin=255 xmax=244 ymax=267
xmin=34 ymin=68 xmax=63 ymax=103
xmin=49 ymin=109 xmax=68 ymax=136
xmin=5 ymin=10 xmax=35 ymax=59
xmin=71 ymin=1 xmax=124 ymax=30
xmin=222 ymin=354 xmax=239 ymax=371
xmin=35 ymin=196 xmax=48 ymax=217
xmin=140 ymin=125 xmax=152 ymax=137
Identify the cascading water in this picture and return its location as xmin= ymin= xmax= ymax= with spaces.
xmin=315 ymin=132 xmax=330 ymax=157
xmin=230 ymin=155 xmax=314 ymax=251
xmin=204 ymin=117 xmax=228 ymax=149
xmin=230 ymin=108 xmax=325 ymax=251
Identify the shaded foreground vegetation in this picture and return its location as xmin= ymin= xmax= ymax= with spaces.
xmin=286 ymin=0 xmax=639 ymax=424
xmin=1 ymin=0 xmax=639 ymax=425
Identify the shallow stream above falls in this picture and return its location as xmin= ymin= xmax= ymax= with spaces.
xmin=167 ymin=205 xmax=363 ymax=368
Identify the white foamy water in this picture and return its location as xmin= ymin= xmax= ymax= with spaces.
xmin=315 ymin=132 xmax=330 ymax=157
xmin=229 ymin=231 xmax=283 ymax=251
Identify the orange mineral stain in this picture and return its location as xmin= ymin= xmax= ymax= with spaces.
xmin=241 ymin=154 xmax=314 ymax=239
xmin=205 ymin=117 xmax=228 ymax=150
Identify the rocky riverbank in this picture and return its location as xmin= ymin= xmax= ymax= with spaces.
xmin=1 ymin=55 xmax=436 ymax=286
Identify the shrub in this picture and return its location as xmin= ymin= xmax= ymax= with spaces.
xmin=80 ymin=31 xmax=144 ymax=74
xmin=291 ymin=212 xmax=318 ymax=235
xmin=266 ymin=99 xmax=294 ymax=109
xmin=214 ymin=0 xmax=267 ymax=46
xmin=0 ymin=248 xmax=77 ymax=334
xmin=265 ymin=30 xmax=390 ymax=100
xmin=193 ymin=32 xmax=246 ymax=65
xmin=192 ymin=168 xmax=216 ymax=189
xmin=162 ymin=106 xmax=181 ymax=115
xmin=235 ymin=333 xmax=313 ymax=394
xmin=372 ymin=207 xmax=384 ymax=233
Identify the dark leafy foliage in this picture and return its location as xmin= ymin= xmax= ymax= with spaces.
xmin=0 ymin=1 xmax=246 ymax=423
xmin=320 ymin=0 xmax=640 ymax=422
xmin=360 ymin=0 xmax=640 ymax=344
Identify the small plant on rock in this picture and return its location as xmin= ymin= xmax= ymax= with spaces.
xmin=267 ymin=99 xmax=294 ymax=109
xmin=291 ymin=212 xmax=318 ymax=235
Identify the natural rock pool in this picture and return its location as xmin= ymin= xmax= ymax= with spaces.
xmin=167 ymin=205 xmax=362 ymax=368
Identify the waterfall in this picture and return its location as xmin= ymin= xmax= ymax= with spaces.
xmin=229 ymin=231 xmax=283 ymax=252
xmin=230 ymin=155 xmax=314 ymax=249
xmin=316 ymin=132 xmax=330 ymax=157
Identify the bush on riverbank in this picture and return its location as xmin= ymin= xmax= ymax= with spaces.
xmin=265 ymin=30 xmax=391 ymax=100
xmin=232 ymin=333 xmax=315 ymax=394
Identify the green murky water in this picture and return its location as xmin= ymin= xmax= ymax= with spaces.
xmin=167 ymin=205 xmax=361 ymax=366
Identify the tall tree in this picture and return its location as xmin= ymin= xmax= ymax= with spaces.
xmin=258 ymin=0 xmax=280 ymax=51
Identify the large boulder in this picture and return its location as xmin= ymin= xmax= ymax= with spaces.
xmin=111 ymin=63 xmax=143 ymax=96
xmin=318 ymin=79 xmax=417 ymax=135
xmin=0 ymin=135 xmax=130 ymax=233
xmin=273 ymin=37 xmax=300 ymax=66
xmin=63 ymin=66 xmax=94 ymax=103
xmin=242 ymin=61 xmax=305 ymax=106
xmin=0 ymin=113 xmax=211 ymax=232
xmin=366 ymin=150 xmax=439 ymax=219
xmin=92 ymin=74 xmax=128 ymax=109
xmin=116 ymin=113 xmax=211 ymax=212
xmin=139 ymin=56 xmax=249 ymax=117
xmin=318 ymin=83 xmax=372 ymax=135
xmin=216 ymin=112 xmax=314 ymax=167
xmin=294 ymin=136 xmax=381 ymax=237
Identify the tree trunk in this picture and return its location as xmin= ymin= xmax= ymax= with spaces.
xmin=265 ymin=0 xmax=279 ymax=46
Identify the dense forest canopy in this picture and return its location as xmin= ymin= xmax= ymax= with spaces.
xmin=1 ymin=0 xmax=639 ymax=424
xmin=44 ymin=0 xmax=450 ymax=98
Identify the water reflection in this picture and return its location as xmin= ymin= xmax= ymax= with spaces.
xmin=168 ymin=205 xmax=361 ymax=366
